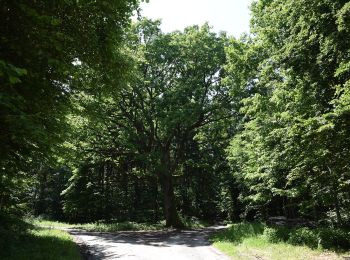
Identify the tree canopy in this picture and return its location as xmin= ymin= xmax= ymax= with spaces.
xmin=0 ymin=0 xmax=138 ymax=211
xmin=65 ymin=19 xmax=231 ymax=227
xmin=226 ymin=0 xmax=350 ymax=225
xmin=1 ymin=0 xmax=349 ymax=230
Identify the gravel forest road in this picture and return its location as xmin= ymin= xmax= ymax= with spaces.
xmin=68 ymin=226 xmax=231 ymax=260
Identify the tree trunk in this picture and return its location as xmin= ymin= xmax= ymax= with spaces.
xmin=333 ymin=189 xmax=343 ymax=226
xmin=158 ymin=149 xmax=184 ymax=228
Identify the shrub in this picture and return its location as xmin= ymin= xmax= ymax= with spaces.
xmin=263 ymin=227 xmax=280 ymax=242
xmin=210 ymin=222 xmax=265 ymax=244
xmin=288 ymin=227 xmax=319 ymax=248
xmin=263 ymin=226 xmax=290 ymax=243
xmin=318 ymin=228 xmax=350 ymax=250
xmin=213 ymin=221 xmax=350 ymax=252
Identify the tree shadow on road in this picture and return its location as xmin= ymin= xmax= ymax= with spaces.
xmin=68 ymin=226 xmax=227 ymax=259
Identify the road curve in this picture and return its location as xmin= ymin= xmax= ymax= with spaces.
xmin=68 ymin=226 xmax=231 ymax=260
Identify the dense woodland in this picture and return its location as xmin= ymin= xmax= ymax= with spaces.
xmin=1 ymin=0 xmax=350 ymax=229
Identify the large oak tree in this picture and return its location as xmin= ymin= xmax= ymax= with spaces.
xmin=77 ymin=19 xmax=231 ymax=227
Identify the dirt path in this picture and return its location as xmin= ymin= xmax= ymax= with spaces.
xmin=67 ymin=226 xmax=230 ymax=260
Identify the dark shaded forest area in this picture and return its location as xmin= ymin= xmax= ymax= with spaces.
xmin=1 ymin=0 xmax=350 ymax=232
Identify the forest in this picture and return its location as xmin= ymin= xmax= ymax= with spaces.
xmin=1 ymin=0 xmax=350 ymax=258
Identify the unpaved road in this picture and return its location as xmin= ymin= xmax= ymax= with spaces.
xmin=68 ymin=226 xmax=230 ymax=260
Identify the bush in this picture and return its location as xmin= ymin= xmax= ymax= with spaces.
xmin=263 ymin=227 xmax=280 ymax=242
xmin=318 ymin=228 xmax=350 ymax=250
xmin=288 ymin=227 xmax=319 ymax=248
xmin=210 ymin=222 xmax=265 ymax=244
xmin=213 ymin=222 xmax=350 ymax=251
xmin=263 ymin=226 xmax=290 ymax=243
xmin=284 ymin=227 xmax=350 ymax=250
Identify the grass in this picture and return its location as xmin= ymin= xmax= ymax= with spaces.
xmin=31 ymin=218 xmax=167 ymax=231
xmin=0 ymin=215 xmax=80 ymax=260
xmin=8 ymin=215 xmax=350 ymax=260
xmin=181 ymin=217 xmax=210 ymax=229
xmin=210 ymin=222 xmax=350 ymax=260
xmin=30 ymin=216 xmax=209 ymax=232
xmin=30 ymin=219 xmax=77 ymax=228
xmin=73 ymin=221 xmax=166 ymax=232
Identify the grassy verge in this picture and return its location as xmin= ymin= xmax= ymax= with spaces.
xmin=31 ymin=217 xmax=209 ymax=232
xmin=31 ymin=219 xmax=167 ymax=231
xmin=210 ymin=222 xmax=350 ymax=260
xmin=30 ymin=219 xmax=77 ymax=228
xmin=72 ymin=221 xmax=166 ymax=232
xmin=0 ymin=215 xmax=80 ymax=260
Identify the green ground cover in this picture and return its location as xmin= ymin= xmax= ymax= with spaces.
xmin=210 ymin=223 xmax=350 ymax=260
xmin=0 ymin=215 xmax=80 ymax=260
xmin=31 ymin=217 xmax=208 ymax=232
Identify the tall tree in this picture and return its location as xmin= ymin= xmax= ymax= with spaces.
xmin=226 ymin=0 xmax=350 ymax=224
xmin=73 ymin=19 xmax=231 ymax=227
xmin=0 ymin=0 xmax=138 ymax=211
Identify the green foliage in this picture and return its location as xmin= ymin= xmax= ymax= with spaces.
xmin=288 ymin=228 xmax=319 ymax=248
xmin=62 ymin=162 xmax=162 ymax=223
xmin=32 ymin=218 xmax=208 ymax=231
xmin=179 ymin=216 xmax=210 ymax=229
xmin=287 ymin=227 xmax=350 ymax=250
xmin=263 ymin=227 xmax=290 ymax=243
xmin=61 ymin=151 xmax=234 ymax=223
xmin=32 ymin=167 xmax=72 ymax=220
xmin=65 ymin=19 xmax=232 ymax=227
xmin=0 ymin=213 xmax=32 ymax=249
xmin=268 ymin=225 xmax=350 ymax=250
xmin=0 ymin=0 xmax=139 ymax=213
xmin=212 ymin=236 xmax=345 ymax=260
xmin=211 ymin=223 xmax=350 ymax=257
xmin=78 ymin=221 xmax=166 ymax=232
xmin=1 ymin=228 xmax=80 ymax=260
xmin=226 ymin=0 xmax=350 ymax=224
xmin=210 ymin=222 xmax=265 ymax=244
xmin=2 ymin=0 xmax=349 ymax=247
xmin=317 ymin=228 xmax=350 ymax=250
xmin=0 ymin=214 xmax=80 ymax=260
